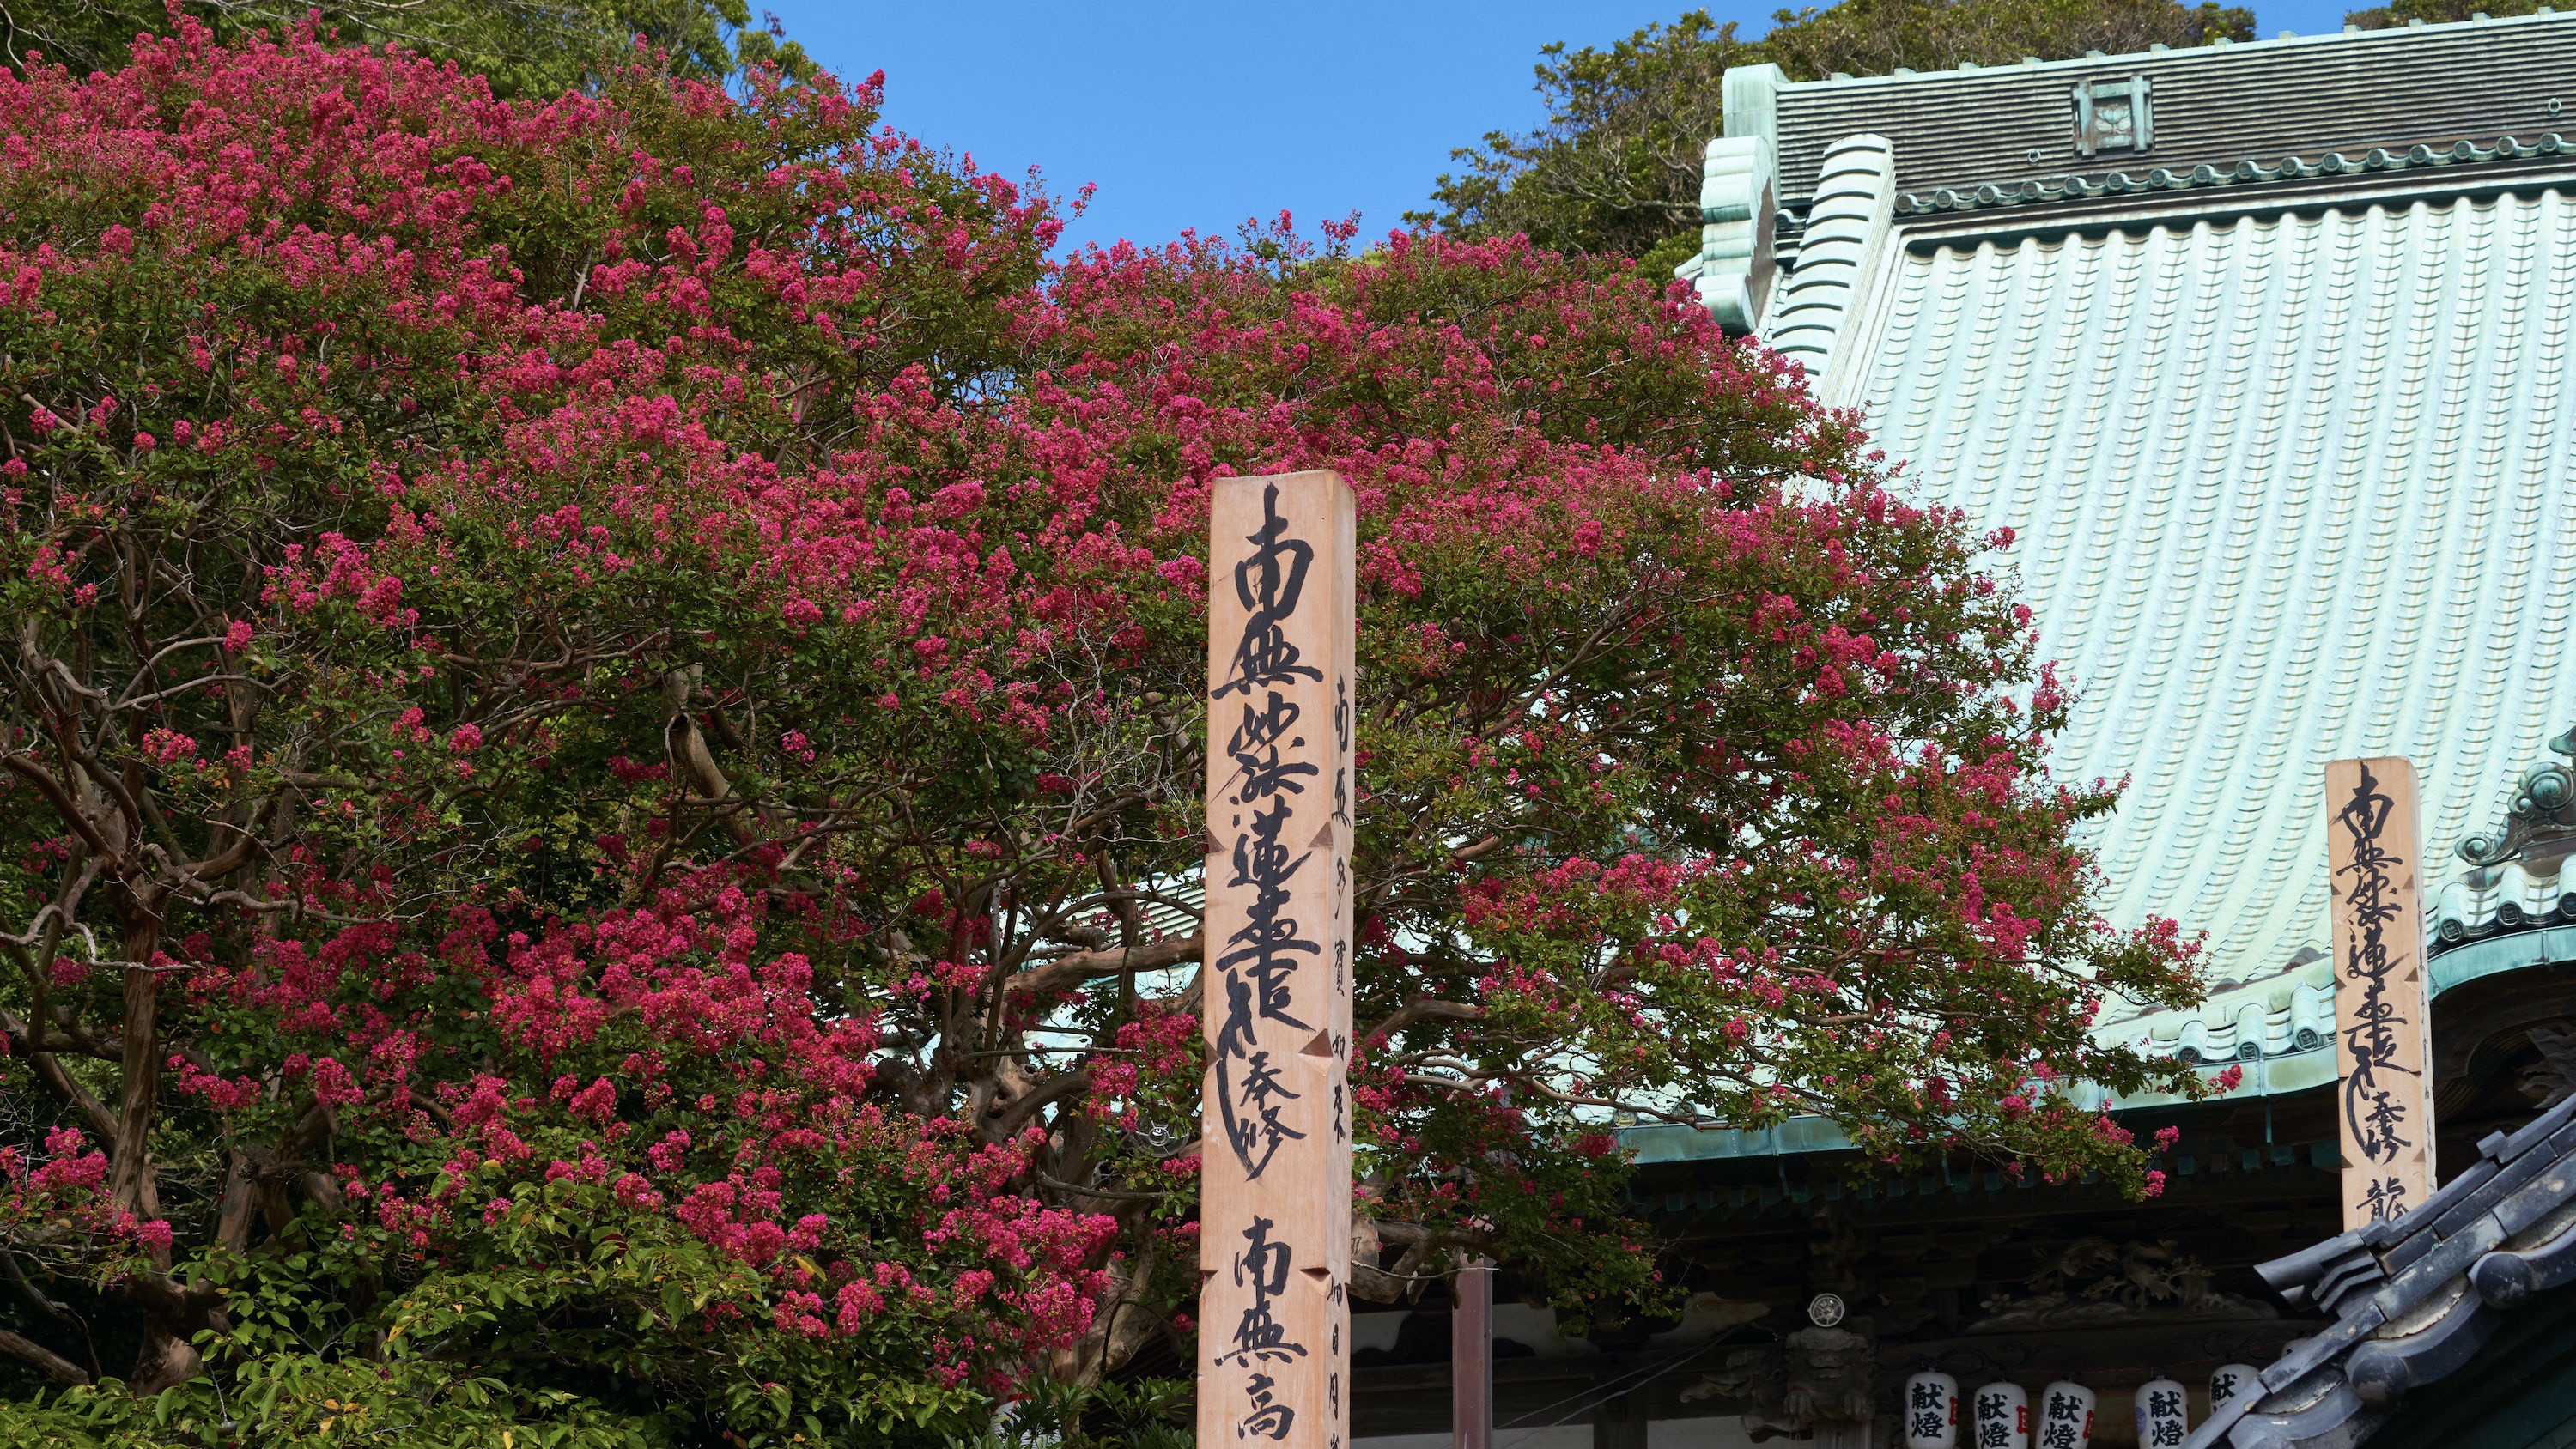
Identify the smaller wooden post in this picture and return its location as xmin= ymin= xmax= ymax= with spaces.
xmin=1452 ymin=1258 xmax=1492 ymax=1449
xmin=2324 ymin=755 xmax=2437 ymax=1228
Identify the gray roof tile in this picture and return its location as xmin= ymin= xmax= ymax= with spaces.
xmin=2185 ymin=1092 xmax=2576 ymax=1448
xmin=1743 ymin=11 xmax=2576 ymax=215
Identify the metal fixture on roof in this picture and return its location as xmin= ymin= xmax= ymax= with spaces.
xmin=2072 ymin=76 xmax=2153 ymax=156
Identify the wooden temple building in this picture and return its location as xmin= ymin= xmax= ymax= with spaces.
xmin=1350 ymin=14 xmax=2576 ymax=1449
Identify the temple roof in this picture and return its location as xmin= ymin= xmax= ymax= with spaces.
xmin=2184 ymin=1088 xmax=2576 ymax=1448
xmin=1779 ymin=140 xmax=2576 ymax=985
xmin=1634 ymin=22 xmax=2576 ymax=1170
xmin=1626 ymin=15 xmax=2576 ymax=1177
xmin=1741 ymin=9 xmax=2576 ymax=216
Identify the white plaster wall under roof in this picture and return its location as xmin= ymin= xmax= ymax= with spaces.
xmin=1784 ymin=180 xmax=2576 ymax=989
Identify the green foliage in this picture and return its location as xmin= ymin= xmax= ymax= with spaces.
xmin=2343 ymin=0 xmax=2549 ymax=27
xmin=0 ymin=1355 xmax=658 ymax=1447
xmin=0 ymin=1174 xmax=999 ymax=1446
xmin=1418 ymin=0 xmax=2257 ymax=258
xmin=0 ymin=0 xmax=811 ymax=96
xmin=1764 ymin=0 xmax=2254 ymax=79
xmin=945 ymin=1377 xmax=1192 ymax=1449
xmin=1412 ymin=12 xmax=1755 ymax=261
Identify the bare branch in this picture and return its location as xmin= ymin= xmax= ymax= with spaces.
xmin=1363 ymin=998 xmax=1486 ymax=1042
xmin=1005 ymin=932 xmax=1203 ymax=1000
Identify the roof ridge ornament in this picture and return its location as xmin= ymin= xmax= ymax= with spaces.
xmin=1677 ymin=135 xmax=1777 ymax=334
xmin=2454 ymin=729 xmax=2576 ymax=867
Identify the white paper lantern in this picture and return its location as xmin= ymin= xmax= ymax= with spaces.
xmin=2133 ymin=1378 xmax=2189 ymax=1448
xmin=2035 ymin=1381 xmax=2096 ymax=1449
xmin=1904 ymin=1371 xmax=1961 ymax=1449
xmin=1971 ymin=1381 xmax=2029 ymax=1449
xmin=2208 ymin=1363 xmax=2263 ymax=1411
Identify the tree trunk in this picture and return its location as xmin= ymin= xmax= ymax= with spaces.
xmin=109 ymin=892 xmax=164 ymax=1234
xmin=108 ymin=890 xmax=199 ymax=1397
xmin=108 ymin=1275 xmax=226 ymax=1396
xmin=1054 ymin=1243 xmax=1163 ymax=1386
xmin=128 ymin=1325 xmax=200 ymax=1397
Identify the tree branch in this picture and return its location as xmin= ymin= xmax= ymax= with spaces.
xmin=1364 ymin=998 xmax=1486 ymax=1043
xmin=9 ymin=1022 xmax=119 ymax=1142
xmin=1005 ymin=933 xmax=1203 ymax=1000
xmin=988 ymin=1069 xmax=1091 ymax=1143
xmin=1 ymin=1252 xmax=99 ymax=1382
xmin=0 ymin=1327 xmax=88 ymax=1385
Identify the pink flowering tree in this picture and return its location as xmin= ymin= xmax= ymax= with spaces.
xmin=0 ymin=18 xmax=2211 ymax=1443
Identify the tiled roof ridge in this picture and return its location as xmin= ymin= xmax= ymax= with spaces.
xmin=2183 ymin=1088 xmax=2576 ymax=1448
xmin=1895 ymin=131 xmax=2574 ymax=218
xmin=2097 ymin=958 xmax=2333 ymax=1051
xmin=1778 ymin=5 xmax=2572 ymax=94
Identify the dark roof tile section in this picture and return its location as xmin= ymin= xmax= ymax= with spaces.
xmin=1893 ymin=132 xmax=2573 ymax=217
xmin=1761 ymin=13 xmax=2576 ymax=212
xmin=2184 ymin=1090 xmax=2576 ymax=1449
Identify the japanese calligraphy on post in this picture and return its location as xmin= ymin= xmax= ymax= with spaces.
xmin=2325 ymin=755 xmax=2436 ymax=1229
xmin=1199 ymin=471 xmax=1356 ymax=1449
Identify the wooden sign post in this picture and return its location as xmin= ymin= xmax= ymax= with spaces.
xmin=2325 ymin=756 xmax=2437 ymax=1228
xmin=1200 ymin=470 xmax=1356 ymax=1449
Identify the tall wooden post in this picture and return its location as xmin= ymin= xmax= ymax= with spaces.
xmin=1452 ymin=1257 xmax=1492 ymax=1449
xmin=1200 ymin=470 xmax=1356 ymax=1449
xmin=2324 ymin=755 xmax=2437 ymax=1228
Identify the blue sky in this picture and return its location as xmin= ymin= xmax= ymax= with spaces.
xmin=762 ymin=0 xmax=2359 ymax=253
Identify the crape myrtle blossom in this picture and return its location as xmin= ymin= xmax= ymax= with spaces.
xmin=0 ymin=15 xmax=2210 ymax=1443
